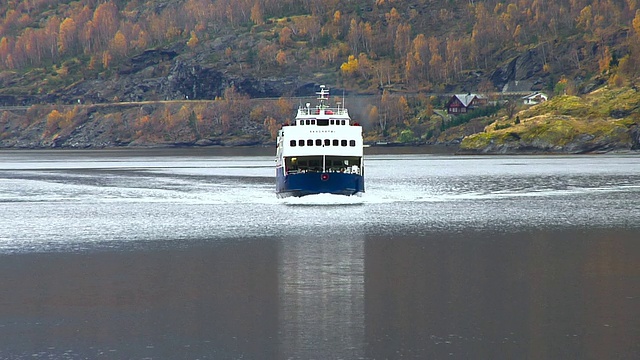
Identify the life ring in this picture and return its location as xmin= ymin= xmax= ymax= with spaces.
xmin=321 ymin=173 xmax=329 ymax=181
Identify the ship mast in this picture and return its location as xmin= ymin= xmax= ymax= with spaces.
xmin=317 ymin=85 xmax=329 ymax=109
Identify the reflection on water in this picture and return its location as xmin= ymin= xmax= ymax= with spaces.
xmin=278 ymin=235 xmax=364 ymax=359
xmin=1 ymin=228 xmax=639 ymax=359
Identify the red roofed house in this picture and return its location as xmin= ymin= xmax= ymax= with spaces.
xmin=446 ymin=93 xmax=487 ymax=115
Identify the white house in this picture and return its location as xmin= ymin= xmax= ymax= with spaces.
xmin=522 ymin=92 xmax=548 ymax=105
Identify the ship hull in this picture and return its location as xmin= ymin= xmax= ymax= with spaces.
xmin=276 ymin=168 xmax=364 ymax=198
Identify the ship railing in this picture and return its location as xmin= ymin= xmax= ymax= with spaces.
xmin=297 ymin=107 xmax=349 ymax=116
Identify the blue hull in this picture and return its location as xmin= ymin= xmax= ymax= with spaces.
xmin=276 ymin=168 xmax=364 ymax=198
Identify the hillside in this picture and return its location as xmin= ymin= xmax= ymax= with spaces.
xmin=1 ymin=0 xmax=640 ymax=149
xmin=459 ymin=87 xmax=640 ymax=153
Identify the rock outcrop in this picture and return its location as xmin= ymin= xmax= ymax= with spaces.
xmin=490 ymin=46 xmax=547 ymax=91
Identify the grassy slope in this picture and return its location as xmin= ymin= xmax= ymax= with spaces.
xmin=460 ymin=87 xmax=640 ymax=153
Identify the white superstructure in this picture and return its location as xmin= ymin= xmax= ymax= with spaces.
xmin=275 ymin=85 xmax=364 ymax=197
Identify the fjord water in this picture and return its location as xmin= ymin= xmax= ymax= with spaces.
xmin=0 ymin=149 xmax=639 ymax=359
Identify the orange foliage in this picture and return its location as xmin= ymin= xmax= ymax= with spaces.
xmin=0 ymin=0 xmax=638 ymax=94
xmin=187 ymin=31 xmax=199 ymax=48
xmin=44 ymin=107 xmax=76 ymax=137
xmin=279 ymin=27 xmax=292 ymax=46
xmin=251 ymin=1 xmax=264 ymax=25
xmin=58 ymin=18 xmax=77 ymax=54
xmin=276 ymin=50 xmax=287 ymax=66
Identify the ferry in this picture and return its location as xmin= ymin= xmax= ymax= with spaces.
xmin=275 ymin=85 xmax=364 ymax=198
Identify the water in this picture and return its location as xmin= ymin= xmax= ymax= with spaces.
xmin=0 ymin=149 xmax=639 ymax=359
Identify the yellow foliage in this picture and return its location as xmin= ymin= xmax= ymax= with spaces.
xmin=45 ymin=108 xmax=76 ymax=137
xmin=340 ymin=55 xmax=359 ymax=75
xmin=87 ymin=55 xmax=98 ymax=70
xmin=110 ymin=30 xmax=127 ymax=56
xmin=187 ymin=31 xmax=199 ymax=48
xmin=576 ymin=6 xmax=592 ymax=30
xmin=333 ymin=11 xmax=341 ymax=23
xmin=598 ymin=47 xmax=612 ymax=74
xmin=46 ymin=110 xmax=64 ymax=130
xmin=56 ymin=65 xmax=69 ymax=78
xmin=386 ymin=8 xmax=401 ymax=23
xmin=633 ymin=10 xmax=640 ymax=37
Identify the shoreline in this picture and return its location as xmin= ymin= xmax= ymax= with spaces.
xmin=1 ymin=143 xmax=638 ymax=156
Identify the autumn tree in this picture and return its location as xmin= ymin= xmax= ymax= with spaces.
xmin=615 ymin=9 xmax=640 ymax=85
xmin=187 ymin=31 xmax=199 ymax=49
xmin=58 ymin=18 xmax=77 ymax=54
xmin=347 ymin=19 xmax=361 ymax=54
xmin=92 ymin=2 xmax=119 ymax=49
xmin=340 ymin=54 xmax=359 ymax=76
xmin=428 ymin=37 xmax=445 ymax=81
xmin=471 ymin=3 xmax=494 ymax=69
xmin=109 ymin=30 xmax=127 ymax=57
xmin=377 ymin=90 xmax=392 ymax=133
xmin=279 ymin=27 xmax=292 ymax=46
xmin=264 ymin=116 xmax=278 ymax=139
xmin=394 ymin=23 xmax=411 ymax=58
xmin=102 ymin=50 xmax=112 ymax=69
xmin=0 ymin=37 xmax=12 ymax=69
xmin=251 ymin=1 xmax=265 ymax=25
xmin=368 ymin=105 xmax=379 ymax=130
xmin=45 ymin=109 xmax=65 ymax=137
xmin=276 ymin=50 xmax=287 ymax=66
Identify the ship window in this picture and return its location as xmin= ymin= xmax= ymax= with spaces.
xmin=307 ymin=139 xmax=313 ymax=146
xmin=341 ymin=120 xmax=345 ymax=125
xmin=333 ymin=139 xmax=339 ymax=146
xmin=324 ymin=139 xmax=330 ymax=146
xmin=290 ymin=140 xmax=296 ymax=147
xmin=341 ymin=140 xmax=347 ymax=146
xmin=305 ymin=119 xmax=310 ymax=125
xmin=330 ymin=119 xmax=335 ymax=125
xmin=299 ymin=120 xmax=304 ymax=125
xmin=311 ymin=119 xmax=316 ymax=125
xmin=299 ymin=139 xmax=304 ymax=146
xmin=317 ymin=119 xmax=329 ymax=126
xmin=350 ymin=140 xmax=356 ymax=147
xmin=315 ymin=139 xmax=322 ymax=146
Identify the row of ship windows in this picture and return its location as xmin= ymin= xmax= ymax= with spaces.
xmin=290 ymin=139 xmax=356 ymax=147
xmin=295 ymin=119 xmax=346 ymax=126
